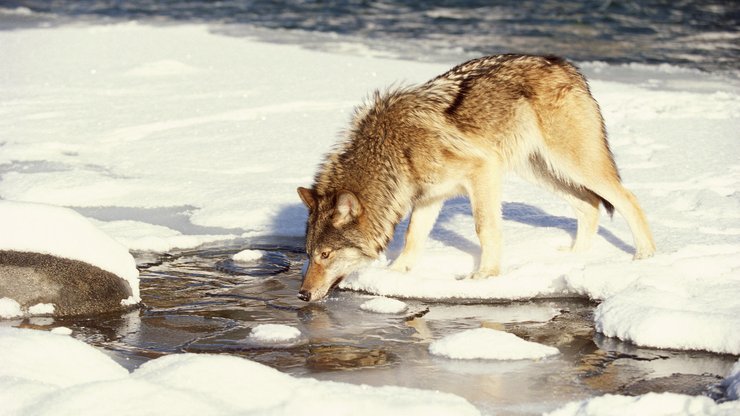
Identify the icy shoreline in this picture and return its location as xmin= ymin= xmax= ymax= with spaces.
xmin=1 ymin=21 xmax=738 ymax=415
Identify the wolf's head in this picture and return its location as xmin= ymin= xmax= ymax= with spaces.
xmin=296 ymin=187 xmax=376 ymax=302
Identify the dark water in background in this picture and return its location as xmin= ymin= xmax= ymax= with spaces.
xmin=2 ymin=0 xmax=738 ymax=72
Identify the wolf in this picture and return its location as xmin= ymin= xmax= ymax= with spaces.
xmin=296 ymin=54 xmax=655 ymax=302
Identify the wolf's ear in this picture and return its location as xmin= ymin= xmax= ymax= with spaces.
xmin=333 ymin=190 xmax=362 ymax=227
xmin=297 ymin=187 xmax=316 ymax=211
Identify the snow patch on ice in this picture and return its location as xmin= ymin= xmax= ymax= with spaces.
xmin=249 ymin=324 xmax=302 ymax=343
xmin=360 ymin=297 xmax=408 ymax=314
xmin=0 ymin=297 xmax=23 ymax=318
xmin=51 ymin=327 xmax=73 ymax=335
xmin=28 ymin=303 xmax=55 ymax=315
xmin=232 ymin=249 xmax=266 ymax=262
xmin=429 ymin=328 xmax=559 ymax=360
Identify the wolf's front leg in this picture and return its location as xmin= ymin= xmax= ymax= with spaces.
xmin=391 ymin=200 xmax=443 ymax=272
xmin=467 ymin=162 xmax=503 ymax=279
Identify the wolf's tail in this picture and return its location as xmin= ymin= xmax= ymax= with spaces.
xmin=600 ymin=197 xmax=615 ymax=218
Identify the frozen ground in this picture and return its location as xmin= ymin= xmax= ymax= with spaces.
xmin=0 ymin=21 xmax=739 ymax=415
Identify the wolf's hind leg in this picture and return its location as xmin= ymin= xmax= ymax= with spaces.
xmin=525 ymin=153 xmax=601 ymax=252
xmin=392 ymin=200 xmax=443 ymax=272
xmin=584 ymin=177 xmax=656 ymax=259
xmin=546 ymin=152 xmax=655 ymax=258
xmin=565 ymin=192 xmax=601 ymax=252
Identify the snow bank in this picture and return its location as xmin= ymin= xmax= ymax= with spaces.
xmin=429 ymin=328 xmax=559 ymax=360
xmin=0 ymin=201 xmax=140 ymax=302
xmin=0 ymin=327 xmax=128 ymax=388
xmin=545 ymin=392 xmax=740 ymax=416
xmin=341 ymin=257 xmax=571 ymax=300
xmin=360 ymin=297 xmax=408 ymax=314
xmin=0 ymin=297 xmax=23 ymax=318
xmin=0 ymin=327 xmax=480 ymax=416
xmin=593 ymin=246 xmax=740 ymax=355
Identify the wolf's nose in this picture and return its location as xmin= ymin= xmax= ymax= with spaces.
xmin=297 ymin=290 xmax=311 ymax=302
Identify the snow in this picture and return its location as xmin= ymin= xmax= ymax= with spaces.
xmin=248 ymin=324 xmax=302 ymax=344
xmin=92 ymin=219 xmax=235 ymax=253
xmin=360 ymin=297 xmax=408 ymax=314
xmin=429 ymin=328 xmax=560 ymax=360
xmin=0 ymin=13 xmax=737 ymax=383
xmin=593 ymin=246 xmax=740 ymax=355
xmin=28 ymin=303 xmax=55 ymax=315
xmin=0 ymin=327 xmax=480 ymax=416
xmin=545 ymin=393 xmax=740 ymax=416
xmin=0 ymin=297 xmax=23 ymax=318
xmin=51 ymin=326 xmax=73 ymax=335
xmin=0 ymin=327 xmax=128 ymax=388
xmin=232 ymin=249 xmax=266 ymax=262
xmin=0 ymin=200 xmax=140 ymax=303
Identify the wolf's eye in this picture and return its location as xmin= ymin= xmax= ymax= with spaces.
xmin=320 ymin=250 xmax=331 ymax=259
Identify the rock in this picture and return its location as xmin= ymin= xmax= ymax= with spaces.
xmin=0 ymin=250 xmax=135 ymax=316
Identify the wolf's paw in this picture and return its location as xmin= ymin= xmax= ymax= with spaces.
xmin=633 ymin=242 xmax=656 ymax=260
xmin=633 ymin=248 xmax=655 ymax=260
xmin=559 ymin=240 xmax=591 ymax=253
xmin=390 ymin=257 xmax=414 ymax=273
xmin=469 ymin=267 xmax=500 ymax=280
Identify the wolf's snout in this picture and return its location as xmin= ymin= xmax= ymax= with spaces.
xmin=297 ymin=290 xmax=311 ymax=302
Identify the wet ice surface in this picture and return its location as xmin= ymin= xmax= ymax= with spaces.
xmin=25 ymin=242 xmax=738 ymax=415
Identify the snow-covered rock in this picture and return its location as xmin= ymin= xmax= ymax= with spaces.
xmin=0 ymin=201 xmax=140 ymax=316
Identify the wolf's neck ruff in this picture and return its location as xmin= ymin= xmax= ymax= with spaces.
xmin=314 ymin=101 xmax=422 ymax=257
